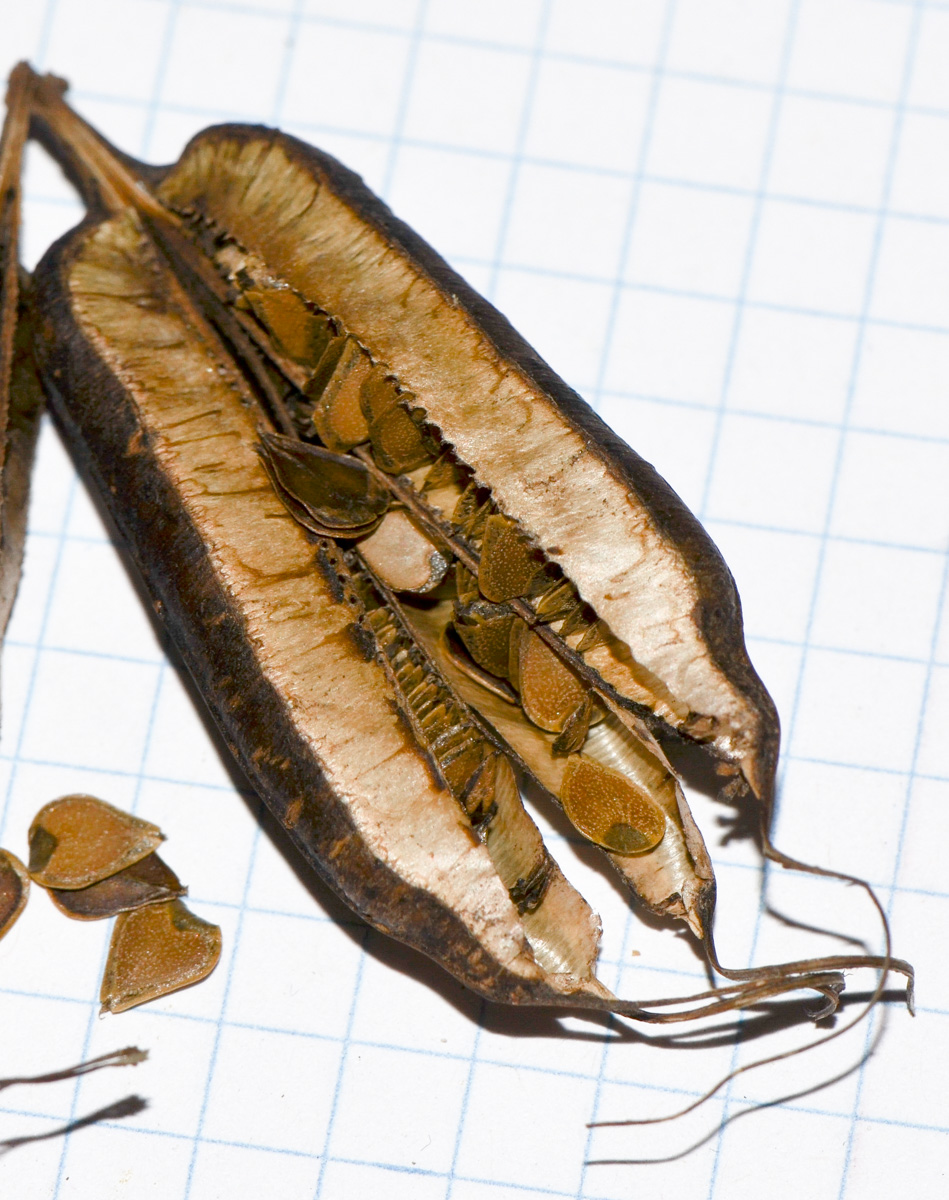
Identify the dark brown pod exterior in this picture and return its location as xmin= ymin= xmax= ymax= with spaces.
xmin=33 ymin=93 xmax=874 ymax=1025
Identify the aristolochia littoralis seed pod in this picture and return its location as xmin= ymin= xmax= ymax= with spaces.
xmin=22 ymin=68 xmax=910 ymax=1034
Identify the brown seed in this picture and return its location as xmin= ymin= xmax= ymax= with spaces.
xmin=444 ymin=622 xmax=519 ymax=704
xmin=100 ymin=899 xmax=222 ymax=1014
xmin=517 ymin=628 xmax=588 ymax=733
xmin=244 ymin=284 xmax=330 ymax=365
xmin=356 ymin=508 xmax=450 ymax=594
xmin=307 ymin=336 xmax=372 ymax=450
xmin=49 ymin=852 xmax=185 ymax=921
xmin=479 ymin=514 xmax=541 ymax=602
xmin=453 ymin=601 xmax=517 ymax=681
xmin=28 ymin=795 xmax=164 ymax=890
xmin=257 ymin=430 xmax=389 ymax=534
xmin=359 ymin=361 xmax=401 ymax=424
xmin=368 ymin=403 xmax=432 ymax=475
xmin=561 ymin=755 xmax=666 ymax=855
xmin=0 ymin=849 xmax=29 ymax=941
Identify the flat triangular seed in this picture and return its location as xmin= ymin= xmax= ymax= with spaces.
xmin=0 ymin=849 xmax=29 ymax=941
xmin=100 ymin=899 xmax=222 ymax=1014
xmin=28 ymin=795 xmax=164 ymax=890
xmin=453 ymin=601 xmax=517 ymax=681
xmin=517 ymin=628 xmax=587 ymax=733
xmin=356 ymin=509 xmax=450 ymax=593
xmin=561 ymin=755 xmax=666 ymax=855
xmin=444 ymin=622 xmax=519 ymax=704
xmin=49 ymin=852 xmax=185 ymax=921
xmin=308 ymin=336 xmax=372 ymax=451
xmin=244 ymin=284 xmax=330 ymax=365
xmin=257 ymin=430 xmax=389 ymax=532
xmin=369 ymin=403 xmax=433 ymax=474
xmin=532 ymin=579 xmax=578 ymax=621
xmin=479 ymin=514 xmax=542 ymax=602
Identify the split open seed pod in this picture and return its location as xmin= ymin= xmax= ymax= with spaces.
xmin=27 ymin=69 xmax=910 ymax=1023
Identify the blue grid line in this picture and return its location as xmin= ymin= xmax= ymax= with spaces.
xmin=311 ymin=925 xmax=370 ymax=1199
xmin=5 ymin=1001 xmax=949 ymax=1133
xmin=267 ymin=0 xmax=306 ymax=129
xmin=445 ymin=8 xmax=554 ymax=1197
xmin=72 ymin=0 xmax=949 ymax=130
xmin=32 ymin=0 xmax=61 ymax=73
xmin=43 ymin=29 xmax=191 ymax=1181
xmin=34 ymin=96 xmax=949 ymax=238
xmin=710 ymin=8 xmax=923 ymax=1200
xmin=4 ymin=4 xmax=948 ymax=1197
xmin=0 ymin=468 xmax=79 ymax=846
xmin=700 ymin=6 xmax=804 ymax=1190
xmin=578 ymin=2 xmax=681 ymax=1193
xmin=49 ymin=651 xmax=167 ymax=1189
xmin=836 ymin=27 xmax=944 ymax=1185
xmin=484 ymin=1 xmax=551 ymax=302
xmin=378 ymin=0 xmax=429 ymax=202
xmin=140 ymin=0 xmax=183 ymax=160
xmin=179 ymin=797 xmax=266 ymax=1198
xmin=697 ymin=3 xmax=800 ymax=514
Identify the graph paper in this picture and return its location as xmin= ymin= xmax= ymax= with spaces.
xmin=1 ymin=1 xmax=947 ymax=1197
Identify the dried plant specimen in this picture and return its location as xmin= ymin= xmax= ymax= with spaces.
xmin=19 ymin=68 xmax=910 ymax=1041
xmin=100 ymin=900 xmax=222 ymax=1014
xmin=0 ymin=849 xmax=29 ymax=941
xmin=49 ymin=852 xmax=185 ymax=921
xmin=0 ymin=66 xmax=43 ymax=646
xmin=28 ymin=795 xmax=164 ymax=890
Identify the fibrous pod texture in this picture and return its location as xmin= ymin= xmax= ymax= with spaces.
xmin=25 ymin=70 xmax=910 ymax=1024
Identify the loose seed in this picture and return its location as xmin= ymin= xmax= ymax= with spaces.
xmin=28 ymin=795 xmax=164 ymax=891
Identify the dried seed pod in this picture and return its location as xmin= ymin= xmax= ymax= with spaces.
xmin=99 ymin=899 xmax=222 ymax=1014
xmin=0 ymin=849 xmax=29 ymax=941
xmin=0 ymin=66 xmax=43 ymax=642
xmin=28 ymin=73 xmax=911 ymax=1026
xmin=28 ymin=795 xmax=164 ymax=890
xmin=48 ymin=852 xmax=185 ymax=920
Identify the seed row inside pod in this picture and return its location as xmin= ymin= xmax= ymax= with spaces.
xmin=173 ymin=226 xmax=685 ymax=870
xmin=22 ymin=795 xmax=221 ymax=1014
xmin=24 ymin=70 xmax=913 ymax=1057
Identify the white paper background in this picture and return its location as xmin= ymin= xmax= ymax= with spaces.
xmin=1 ymin=2 xmax=947 ymax=1198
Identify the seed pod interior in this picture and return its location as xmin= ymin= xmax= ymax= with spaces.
xmin=28 ymin=76 xmax=911 ymax=1023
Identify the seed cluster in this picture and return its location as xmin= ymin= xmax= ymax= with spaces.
xmin=0 ymin=795 xmax=221 ymax=1014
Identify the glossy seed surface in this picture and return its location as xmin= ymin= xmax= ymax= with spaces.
xmin=100 ymin=899 xmax=222 ymax=1014
xmin=257 ymin=431 xmax=389 ymax=534
xmin=49 ymin=852 xmax=185 ymax=920
xmin=0 ymin=849 xmax=29 ymax=940
xmin=28 ymin=795 xmax=164 ymax=890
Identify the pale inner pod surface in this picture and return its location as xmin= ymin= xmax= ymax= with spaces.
xmin=157 ymin=130 xmax=778 ymax=806
xmin=34 ymin=113 xmax=831 ymax=1019
xmin=41 ymin=207 xmax=622 ymax=1008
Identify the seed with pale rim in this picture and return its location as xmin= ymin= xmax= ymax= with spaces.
xmin=100 ymin=899 xmax=222 ymax=1014
xmin=49 ymin=852 xmax=185 ymax=921
xmin=28 ymin=795 xmax=164 ymax=890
